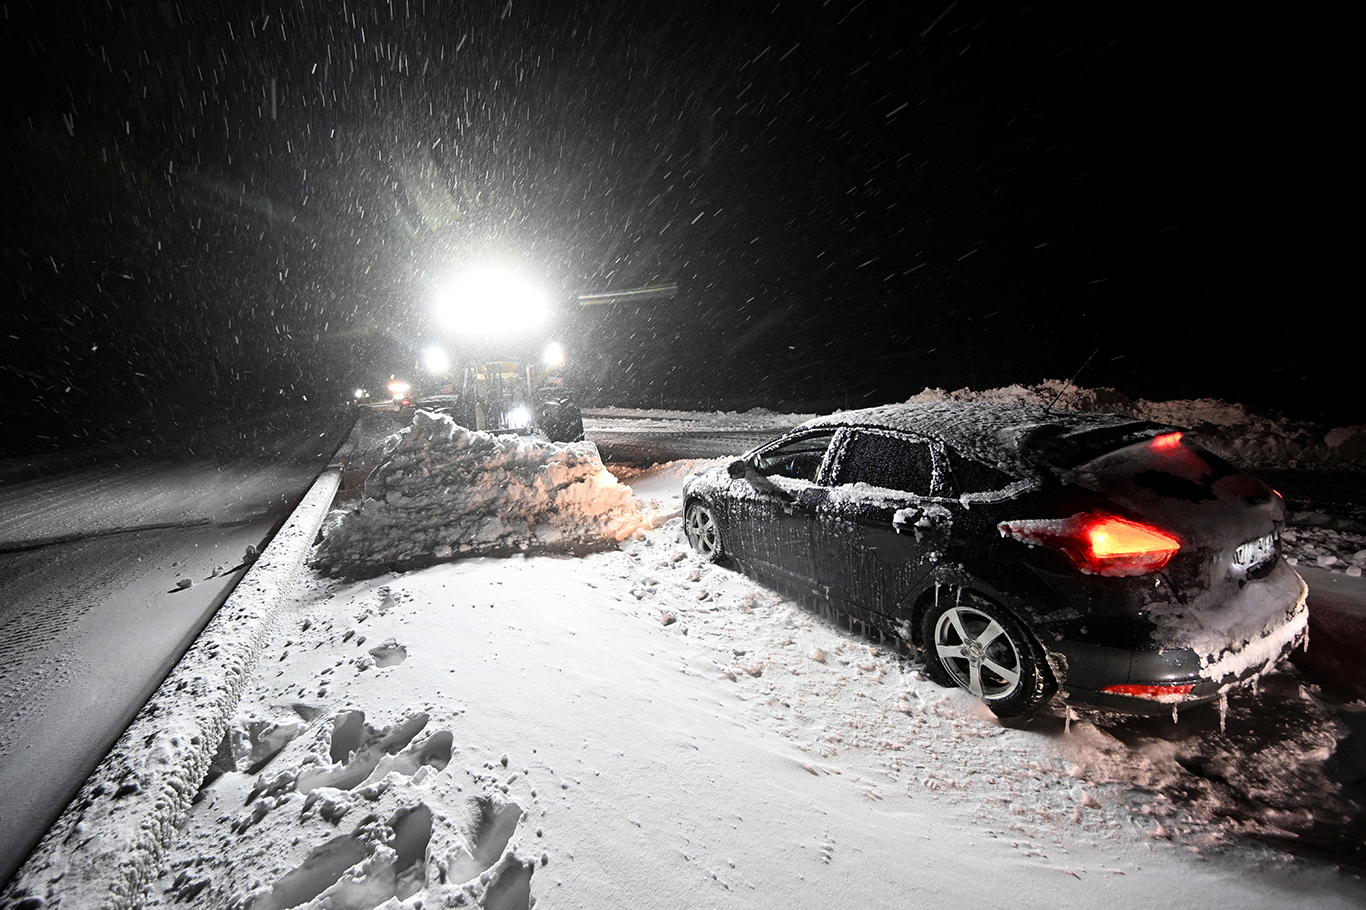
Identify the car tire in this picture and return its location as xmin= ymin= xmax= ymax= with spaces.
xmin=920 ymin=591 xmax=1056 ymax=718
xmin=684 ymin=501 xmax=725 ymax=562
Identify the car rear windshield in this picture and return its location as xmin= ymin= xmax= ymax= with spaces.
xmin=1071 ymin=435 xmax=1247 ymax=500
xmin=1020 ymin=420 xmax=1172 ymax=471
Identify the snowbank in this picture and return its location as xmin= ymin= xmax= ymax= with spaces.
xmin=312 ymin=410 xmax=650 ymax=578
xmin=63 ymin=410 xmax=1356 ymax=910
xmin=906 ymin=381 xmax=1366 ymax=471
xmin=144 ymin=476 xmax=1366 ymax=909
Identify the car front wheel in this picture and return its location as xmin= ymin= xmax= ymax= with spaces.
xmin=920 ymin=591 xmax=1055 ymax=718
xmin=684 ymin=501 xmax=725 ymax=561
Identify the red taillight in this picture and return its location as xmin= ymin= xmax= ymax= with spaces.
xmin=1102 ymin=683 xmax=1194 ymax=703
xmin=1087 ymin=517 xmax=1179 ymax=563
xmin=998 ymin=513 xmax=1181 ymax=576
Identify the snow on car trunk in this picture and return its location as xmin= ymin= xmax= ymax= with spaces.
xmin=312 ymin=410 xmax=650 ymax=578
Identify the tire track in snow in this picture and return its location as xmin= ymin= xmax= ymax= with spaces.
xmin=0 ymin=539 xmax=131 ymax=760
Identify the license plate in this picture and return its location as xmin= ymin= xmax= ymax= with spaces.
xmin=1234 ymin=533 xmax=1276 ymax=571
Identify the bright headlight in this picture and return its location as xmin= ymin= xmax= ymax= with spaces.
xmin=434 ymin=271 xmax=549 ymax=336
xmin=424 ymin=346 xmax=450 ymax=374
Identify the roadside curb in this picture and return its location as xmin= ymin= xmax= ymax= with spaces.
xmin=1 ymin=468 xmax=341 ymax=910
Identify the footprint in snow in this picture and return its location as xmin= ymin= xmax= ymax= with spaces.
xmin=247 ymin=798 xmax=534 ymax=910
xmin=248 ymin=710 xmax=445 ymax=803
xmin=242 ymin=706 xmax=533 ymax=910
xmin=368 ymin=638 xmax=408 ymax=667
xmin=245 ymin=804 xmax=434 ymax=910
xmin=294 ymin=710 xmax=447 ymax=794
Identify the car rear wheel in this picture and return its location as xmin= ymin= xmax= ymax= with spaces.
xmin=920 ymin=591 xmax=1055 ymax=717
xmin=684 ymin=501 xmax=725 ymax=561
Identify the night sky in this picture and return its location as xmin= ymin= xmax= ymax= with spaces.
xmin=0 ymin=2 xmax=1348 ymax=455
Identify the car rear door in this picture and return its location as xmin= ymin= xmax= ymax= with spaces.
xmin=811 ymin=428 xmax=947 ymax=625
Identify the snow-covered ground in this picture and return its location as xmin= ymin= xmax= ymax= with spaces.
xmin=131 ymin=391 xmax=1366 ymax=910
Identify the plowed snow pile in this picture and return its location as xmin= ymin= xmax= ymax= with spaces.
xmin=312 ymin=410 xmax=649 ymax=578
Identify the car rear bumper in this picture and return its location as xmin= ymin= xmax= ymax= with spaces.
xmin=1051 ymin=563 xmax=1309 ymax=714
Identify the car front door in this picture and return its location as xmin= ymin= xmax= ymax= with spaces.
xmin=719 ymin=431 xmax=834 ymax=585
xmin=812 ymin=429 xmax=950 ymax=627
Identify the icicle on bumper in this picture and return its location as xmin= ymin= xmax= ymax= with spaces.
xmin=312 ymin=410 xmax=650 ymax=578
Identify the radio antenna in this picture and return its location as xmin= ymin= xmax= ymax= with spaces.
xmin=1044 ymin=347 xmax=1099 ymax=413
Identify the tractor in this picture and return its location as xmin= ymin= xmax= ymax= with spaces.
xmin=438 ymin=348 xmax=583 ymax=442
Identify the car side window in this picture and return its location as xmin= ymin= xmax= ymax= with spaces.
xmin=833 ymin=430 xmax=934 ymax=495
xmin=754 ymin=432 xmax=835 ymax=482
xmin=945 ymin=448 xmax=1017 ymax=494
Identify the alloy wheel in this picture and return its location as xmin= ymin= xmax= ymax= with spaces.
xmin=932 ymin=604 xmax=1024 ymax=700
xmin=684 ymin=502 xmax=723 ymax=559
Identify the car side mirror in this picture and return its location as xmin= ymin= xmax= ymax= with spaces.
xmin=729 ymin=458 xmax=794 ymax=501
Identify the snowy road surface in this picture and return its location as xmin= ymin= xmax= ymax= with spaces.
xmin=133 ymin=457 xmax=1365 ymax=909
xmin=0 ymin=415 xmax=353 ymax=887
xmin=6 ymin=395 xmax=1365 ymax=909
xmin=589 ymin=428 xmax=779 ymax=463
xmin=118 ymin=405 xmax=1360 ymax=909
xmin=583 ymin=407 xmax=805 ymax=465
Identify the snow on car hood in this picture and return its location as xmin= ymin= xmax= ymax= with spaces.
xmin=312 ymin=409 xmax=649 ymax=578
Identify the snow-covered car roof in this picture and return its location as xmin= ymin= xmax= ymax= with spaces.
xmin=796 ymin=402 xmax=1177 ymax=474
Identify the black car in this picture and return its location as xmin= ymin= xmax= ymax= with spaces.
xmin=681 ymin=402 xmax=1308 ymax=717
